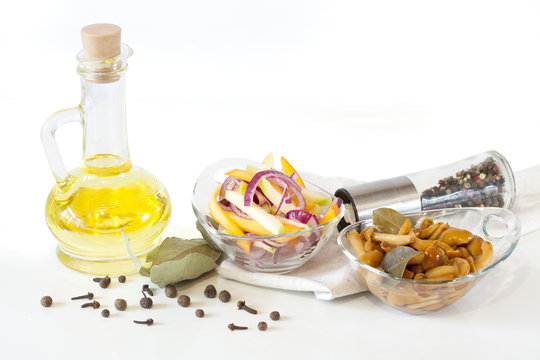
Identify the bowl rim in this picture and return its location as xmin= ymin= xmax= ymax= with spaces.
xmin=337 ymin=207 xmax=520 ymax=285
xmin=192 ymin=160 xmax=345 ymax=242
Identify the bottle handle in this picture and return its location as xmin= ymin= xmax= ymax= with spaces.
xmin=41 ymin=106 xmax=83 ymax=187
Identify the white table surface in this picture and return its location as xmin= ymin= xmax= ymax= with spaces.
xmin=1 ymin=0 xmax=540 ymax=358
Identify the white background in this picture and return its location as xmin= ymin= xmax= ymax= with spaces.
xmin=0 ymin=0 xmax=539 ymax=358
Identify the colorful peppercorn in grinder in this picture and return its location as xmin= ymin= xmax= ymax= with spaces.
xmin=41 ymin=24 xmax=171 ymax=275
xmin=335 ymin=151 xmax=516 ymax=230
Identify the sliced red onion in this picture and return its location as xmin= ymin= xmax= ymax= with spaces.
xmin=273 ymin=185 xmax=288 ymax=215
xmin=244 ymin=170 xmax=305 ymax=209
xmin=230 ymin=203 xmax=251 ymax=219
xmin=254 ymin=190 xmax=270 ymax=206
xmin=273 ymin=248 xmax=281 ymax=264
xmin=262 ymin=239 xmax=289 ymax=248
xmin=218 ymin=199 xmax=232 ymax=212
xmin=287 ymin=210 xmax=319 ymax=227
xmin=219 ymin=176 xmax=246 ymax=201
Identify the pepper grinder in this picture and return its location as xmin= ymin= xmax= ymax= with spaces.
xmin=335 ymin=151 xmax=516 ymax=230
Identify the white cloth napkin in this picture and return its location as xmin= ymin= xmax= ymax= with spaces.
xmin=217 ymin=166 xmax=540 ymax=300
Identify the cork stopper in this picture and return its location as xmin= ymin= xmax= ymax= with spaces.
xmin=81 ymin=23 xmax=121 ymax=61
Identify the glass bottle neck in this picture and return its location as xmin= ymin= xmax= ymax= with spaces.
xmin=81 ymin=76 xmax=131 ymax=175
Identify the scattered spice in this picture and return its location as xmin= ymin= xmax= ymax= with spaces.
xmin=269 ymin=311 xmax=280 ymax=321
xmin=40 ymin=296 xmax=52 ymax=307
xmin=134 ymin=318 xmax=154 ymax=326
xmin=118 ymin=275 xmax=126 ymax=283
xmin=204 ymin=284 xmax=217 ymax=298
xmin=177 ymin=295 xmax=190 ymax=307
xmin=99 ymin=277 xmax=111 ymax=289
xmin=237 ymin=300 xmax=257 ymax=314
xmin=114 ymin=299 xmax=127 ymax=311
xmin=71 ymin=292 xmax=93 ymax=300
xmin=258 ymin=321 xmax=268 ymax=331
xmin=218 ymin=290 xmax=231 ymax=303
xmin=228 ymin=323 xmax=248 ymax=331
xmin=81 ymin=300 xmax=100 ymax=309
xmin=142 ymin=284 xmax=154 ymax=296
xmin=93 ymin=276 xmax=111 ymax=288
xmin=140 ymin=292 xmax=153 ymax=309
xmin=165 ymin=285 xmax=177 ymax=298
xmin=195 ymin=309 xmax=205 ymax=318
xmin=101 ymin=309 xmax=110 ymax=318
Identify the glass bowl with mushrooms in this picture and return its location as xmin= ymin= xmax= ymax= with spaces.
xmin=337 ymin=207 xmax=520 ymax=314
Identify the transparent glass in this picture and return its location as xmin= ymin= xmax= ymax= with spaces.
xmin=408 ymin=150 xmax=516 ymax=211
xmin=338 ymin=208 xmax=520 ymax=314
xmin=41 ymin=44 xmax=171 ymax=275
xmin=192 ymin=158 xmax=345 ymax=274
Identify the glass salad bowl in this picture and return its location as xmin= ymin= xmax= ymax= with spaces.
xmin=192 ymin=158 xmax=345 ymax=274
xmin=337 ymin=207 xmax=520 ymax=314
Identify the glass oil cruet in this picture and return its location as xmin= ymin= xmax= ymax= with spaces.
xmin=41 ymin=24 xmax=171 ymax=275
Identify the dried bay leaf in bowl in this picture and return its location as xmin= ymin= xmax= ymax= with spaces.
xmin=373 ymin=208 xmax=408 ymax=234
xmin=381 ymin=246 xmax=420 ymax=278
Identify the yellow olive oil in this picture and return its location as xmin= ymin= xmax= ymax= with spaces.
xmin=46 ymin=154 xmax=171 ymax=275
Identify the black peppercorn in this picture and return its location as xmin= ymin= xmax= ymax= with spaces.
xmin=177 ymin=295 xmax=190 ymax=307
xmin=204 ymin=284 xmax=217 ymax=298
xmin=195 ymin=309 xmax=204 ymax=318
xmin=118 ymin=275 xmax=126 ymax=283
xmin=270 ymin=311 xmax=280 ymax=321
xmin=114 ymin=298 xmax=127 ymax=311
xmin=218 ymin=290 xmax=231 ymax=303
xmin=140 ymin=292 xmax=153 ymax=309
xmin=165 ymin=285 xmax=177 ymax=298
xmin=99 ymin=277 xmax=110 ymax=289
xmin=101 ymin=309 xmax=110 ymax=318
xmin=40 ymin=296 xmax=52 ymax=307
xmin=258 ymin=321 xmax=268 ymax=331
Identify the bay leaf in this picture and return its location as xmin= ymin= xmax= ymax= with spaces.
xmin=151 ymin=237 xmax=221 ymax=266
xmin=373 ymin=208 xmax=408 ymax=235
xmin=145 ymin=244 xmax=161 ymax=264
xmin=381 ymin=246 xmax=420 ymax=277
xmin=150 ymin=252 xmax=218 ymax=288
xmin=139 ymin=265 xmax=151 ymax=277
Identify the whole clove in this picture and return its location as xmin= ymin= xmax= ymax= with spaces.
xmin=228 ymin=323 xmax=248 ymax=331
xmin=142 ymin=284 xmax=154 ymax=296
xmin=134 ymin=318 xmax=154 ymax=326
xmin=71 ymin=292 xmax=93 ymax=300
xmin=81 ymin=300 xmax=100 ymax=309
xmin=237 ymin=300 xmax=257 ymax=314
